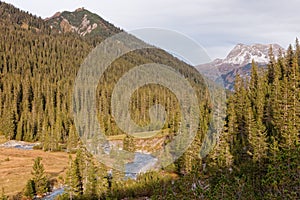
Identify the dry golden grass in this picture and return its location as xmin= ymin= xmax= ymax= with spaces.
xmin=0 ymin=148 xmax=70 ymax=196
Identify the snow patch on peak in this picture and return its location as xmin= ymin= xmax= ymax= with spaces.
xmin=223 ymin=43 xmax=283 ymax=66
xmin=234 ymin=43 xmax=247 ymax=49
xmin=196 ymin=43 xmax=285 ymax=90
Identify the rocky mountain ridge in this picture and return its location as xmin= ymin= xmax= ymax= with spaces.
xmin=197 ymin=43 xmax=285 ymax=90
xmin=45 ymin=8 xmax=121 ymax=39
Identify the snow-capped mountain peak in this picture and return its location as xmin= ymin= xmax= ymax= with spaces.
xmin=223 ymin=43 xmax=283 ymax=66
xmin=197 ymin=43 xmax=284 ymax=75
xmin=196 ymin=43 xmax=285 ymax=90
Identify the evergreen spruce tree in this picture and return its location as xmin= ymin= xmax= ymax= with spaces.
xmin=123 ymin=134 xmax=136 ymax=152
xmin=247 ymin=62 xmax=268 ymax=163
xmin=70 ymin=152 xmax=84 ymax=197
xmin=267 ymin=45 xmax=276 ymax=85
xmin=9 ymin=110 xmax=17 ymax=140
xmin=280 ymin=57 xmax=299 ymax=150
xmin=67 ymin=124 xmax=78 ymax=152
xmin=85 ymin=163 xmax=98 ymax=199
xmin=24 ymin=179 xmax=36 ymax=199
xmin=231 ymin=74 xmax=249 ymax=164
xmin=65 ymin=155 xmax=74 ymax=199
xmin=266 ymin=60 xmax=281 ymax=139
xmin=208 ymin=128 xmax=233 ymax=170
xmin=295 ymin=38 xmax=300 ymax=65
xmin=31 ymin=157 xmax=49 ymax=196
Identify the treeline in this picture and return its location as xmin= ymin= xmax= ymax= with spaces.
xmin=92 ymin=41 xmax=300 ymax=200
xmin=0 ymin=0 xmax=210 ymax=160
xmin=21 ymin=151 xmax=108 ymax=199
xmin=0 ymin=22 xmax=91 ymax=151
xmin=0 ymin=3 xmax=212 ymax=199
xmin=211 ymin=42 xmax=300 ymax=167
xmin=60 ymin=41 xmax=300 ymax=200
xmin=0 ymin=1 xmax=50 ymax=33
xmin=149 ymin=41 xmax=300 ymax=199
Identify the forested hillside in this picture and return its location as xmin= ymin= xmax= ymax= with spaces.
xmin=0 ymin=1 xmax=209 ymax=167
xmin=201 ymin=43 xmax=300 ymax=199
xmin=97 ymin=41 xmax=299 ymax=200
xmin=61 ymin=42 xmax=300 ymax=200
xmin=0 ymin=9 xmax=91 ymax=151
xmin=0 ymin=1 xmax=299 ymax=199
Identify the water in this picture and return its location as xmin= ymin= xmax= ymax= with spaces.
xmin=0 ymin=140 xmax=38 ymax=150
xmin=125 ymin=153 xmax=158 ymax=179
xmin=14 ymin=144 xmax=36 ymax=150
xmin=42 ymin=188 xmax=65 ymax=200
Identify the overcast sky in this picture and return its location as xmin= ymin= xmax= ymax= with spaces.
xmin=3 ymin=0 xmax=300 ymax=60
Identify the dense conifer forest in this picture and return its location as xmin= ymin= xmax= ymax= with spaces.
xmin=0 ymin=2 xmax=299 ymax=199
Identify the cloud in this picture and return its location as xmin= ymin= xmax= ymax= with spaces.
xmin=3 ymin=0 xmax=300 ymax=59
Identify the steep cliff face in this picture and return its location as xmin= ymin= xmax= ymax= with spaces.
xmin=45 ymin=8 xmax=121 ymax=38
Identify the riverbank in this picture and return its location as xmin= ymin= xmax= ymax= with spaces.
xmin=0 ymin=147 xmax=70 ymax=197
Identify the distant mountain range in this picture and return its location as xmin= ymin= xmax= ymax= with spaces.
xmin=2 ymin=1 xmax=284 ymax=91
xmin=197 ymin=43 xmax=285 ymax=90
xmin=43 ymin=8 xmax=287 ymax=91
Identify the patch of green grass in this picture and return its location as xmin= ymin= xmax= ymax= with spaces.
xmin=107 ymin=134 xmax=126 ymax=141
xmin=107 ymin=129 xmax=170 ymax=141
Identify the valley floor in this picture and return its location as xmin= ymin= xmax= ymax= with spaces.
xmin=0 ymin=147 xmax=70 ymax=197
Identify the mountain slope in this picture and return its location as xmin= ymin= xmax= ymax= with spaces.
xmin=222 ymin=43 xmax=282 ymax=67
xmin=0 ymin=6 xmax=210 ymax=196
xmin=197 ymin=43 xmax=285 ymax=89
xmin=45 ymin=8 xmax=121 ymax=39
xmin=0 ymin=2 xmax=209 ymax=155
xmin=0 ymin=1 xmax=50 ymax=32
xmin=216 ymin=62 xmax=266 ymax=90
